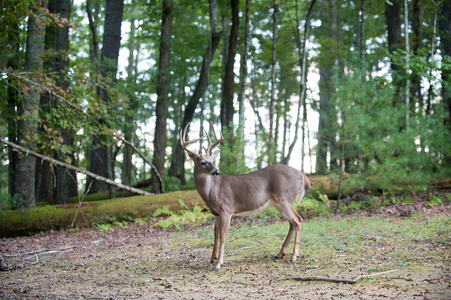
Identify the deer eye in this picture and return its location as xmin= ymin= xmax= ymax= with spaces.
xmin=200 ymin=162 xmax=206 ymax=166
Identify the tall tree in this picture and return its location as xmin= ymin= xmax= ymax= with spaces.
xmin=385 ymin=0 xmax=403 ymax=110
xmin=268 ymin=0 xmax=277 ymax=165
xmin=151 ymin=0 xmax=172 ymax=194
xmin=220 ymin=0 xmax=239 ymax=130
xmin=51 ymin=0 xmax=75 ymax=204
xmin=15 ymin=0 xmax=48 ymax=209
xmin=168 ymin=0 xmax=221 ymax=183
xmin=237 ymin=0 xmax=251 ymax=127
xmin=122 ymin=1 xmax=138 ymax=186
xmin=87 ymin=0 xmax=124 ymax=196
xmin=4 ymin=2 xmax=22 ymax=202
xmin=411 ymin=0 xmax=423 ymax=114
xmin=315 ymin=0 xmax=339 ymax=174
xmin=441 ymin=0 xmax=451 ymax=125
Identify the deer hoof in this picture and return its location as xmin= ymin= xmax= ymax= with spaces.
xmin=273 ymin=254 xmax=284 ymax=260
xmin=212 ymin=267 xmax=220 ymax=271
xmin=289 ymin=260 xmax=296 ymax=264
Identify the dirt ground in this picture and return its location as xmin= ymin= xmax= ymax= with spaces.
xmin=1 ymin=201 xmax=450 ymax=300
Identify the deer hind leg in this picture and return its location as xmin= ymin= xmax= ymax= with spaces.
xmin=289 ymin=208 xmax=303 ymax=263
xmin=212 ymin=214 xmax=231 ymax=271
xmin=211 ymin=216 xmax=220 ymax=263
xmin=273 ymin=202 xmax=303 ymax=262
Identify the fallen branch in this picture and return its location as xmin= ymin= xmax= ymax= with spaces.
xmin=282 ymin=269 xmax=400 ymax=284
xmin=0 ymin=134 xmax=153 ymax=196
xmin=3 ymin=246 xmax=77 ymax=257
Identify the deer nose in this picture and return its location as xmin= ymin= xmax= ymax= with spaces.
xmin=212 ymin=169 xmax=220 ymax=176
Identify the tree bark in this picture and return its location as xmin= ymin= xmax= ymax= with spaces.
xmin=52 ymin=0 xmax=76 ymax=204
xmin=6 ymin=6 xmax=21 ymax=202
xmin=220 ymin=0 xmax=239 ymax=131
xmin=441 ymin=0 xmax=451 ymax=124
xmin=14 ymin=1 xmax=48 ymax=209
xmin=237 ymin=0 xmax=251 ymax=127
xmin=122 ymin=1 xmax=137 ymax=186
xmin=411 ymin=0 xmax=423 ymax=114
xmin=151 ymin=0 xmax=172 ymax=194
xmin=87 ymin=0 xmax=124 ymax=196
xmin=385 ymin=0 xmax=403 ymax=111
xmin=316 ymin=0 xmax=338 ymax=174
xmin=268 ymin=0 xmax=277 ymax=165
xmin=440 ymin=0 xmax=451 ymax=168
xmin=168 ymin=0 xmax=222 ymax=183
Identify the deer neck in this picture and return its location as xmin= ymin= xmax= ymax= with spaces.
xmin=193 ymin=167 xmax=220 ymax=208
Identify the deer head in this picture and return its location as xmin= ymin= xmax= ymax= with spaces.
xmin=180 ymin=121 xmax=224 ymax=176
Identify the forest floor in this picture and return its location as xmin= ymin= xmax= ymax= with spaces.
xmin=1 ymin=196 xmax=450 ymax=300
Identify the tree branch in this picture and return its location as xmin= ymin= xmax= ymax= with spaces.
xmin=281 ymin=269 xmax=400 ymax=284
xmin=0 ymin=134 xmax=153 ymax=196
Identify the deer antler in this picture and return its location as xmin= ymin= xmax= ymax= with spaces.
xmin=204 ymin=121 xmax=224 ymax=155
xmin=180 ymin=122 xmax=206 ymax=158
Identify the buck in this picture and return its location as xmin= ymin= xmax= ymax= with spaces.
xmin=181 ymin=122 xmax=310 ymax=271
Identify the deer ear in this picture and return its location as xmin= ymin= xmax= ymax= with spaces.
xmin=210 ymin=150 xmax=220 ymax=159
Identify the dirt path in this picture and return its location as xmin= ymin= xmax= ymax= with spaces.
xmin=1 ymin=210 xmax=450 ymax=299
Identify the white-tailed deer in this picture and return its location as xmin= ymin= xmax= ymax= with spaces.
xmin=181 ymin=122 xmax=310 ymax=270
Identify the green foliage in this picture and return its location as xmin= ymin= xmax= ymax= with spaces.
xmin=95 ymin=223 xmax=114 ymax=233
xmin=297 ymin=197 xmax=332 ymax=216
xmin=0 ymin=192 xmax=18 ymax=215
xmin=154 ymin=201 xmax=212 ymax=231
xmin=331 ymin=60 xmax=451 ymax=193
xmin=219 ymin=124 xmax=250 ymax=175
xmin=427 ymin=195 xmax=443 ymax=208
xmin=152 ymin=205 xmax=172 ymax=217
xmin=163 ymin=176 xmax=181 ymax=193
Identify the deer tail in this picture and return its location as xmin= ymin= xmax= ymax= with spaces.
xmin=297 ymin=173 xmax=311 ymax=203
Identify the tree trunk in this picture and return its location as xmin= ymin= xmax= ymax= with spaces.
xmin=440 ymin=0 xmax=451 ymax=168
xmin=6 ymin=9 xmax=20 ymax=201
xmin=87 ymin=0 xmax=124 ymax=196
xmin=411 ymin=0 xmax=423 ymax=114
xmin=220 ymin=0 xmax=239 ymax=131
xmin=237 ymin=0 xmax=251 ymax=127
xmin=268 ymin=0 xmax=277 ymax=165
xmin=316 ymin=0 xmax=338 ymax=174
xmin=122 ymin=2 xmax=137 ymax=186
xmin=151 ymin=0 xmax=172 ymax=194
xmin=385 ymin=0 xmax=403 ymax=108
xmin=441 ymin=0 xmax=451 ymax=124
xmin=51 ymin=0 xmax=75 ymax=204
xmin=168 ymin=0 xmax=221 ymax=182
xmin=15 ymin=1 xmax=48 ymax=209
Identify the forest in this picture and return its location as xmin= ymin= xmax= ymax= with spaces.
xmin=0 ymin=0 xmax=450 ymax=210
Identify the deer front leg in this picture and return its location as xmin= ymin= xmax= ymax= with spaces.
xmin=212 ymin=214 xmax=231 ymax=271
xmin=211 ymin=216 xmax=220 ymax=263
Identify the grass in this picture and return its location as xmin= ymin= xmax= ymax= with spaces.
xmin=171 ymin=213 xmax=450 ymax=270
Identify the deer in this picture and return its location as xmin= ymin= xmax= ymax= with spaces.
xmin=180 ymin=121 xmax=310 ymax=271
